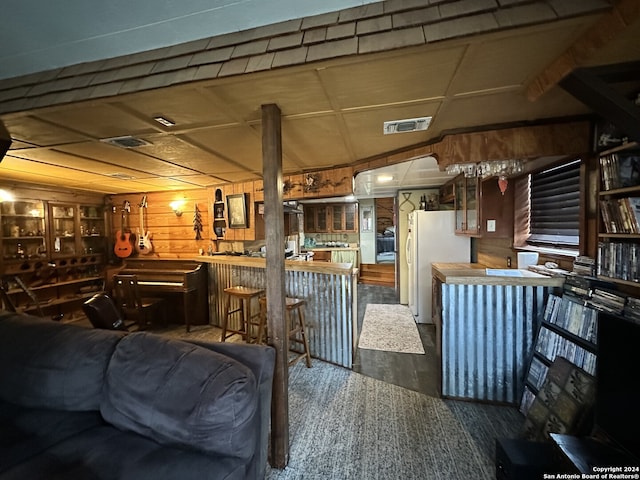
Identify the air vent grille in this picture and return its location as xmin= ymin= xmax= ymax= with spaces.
xmin=101 ymin=136 xmax=152 ymax=148
xmin=107 ymin=173 xmax=136 ymax=180
xmin=383 ymin=116 xmax=432 ymax=135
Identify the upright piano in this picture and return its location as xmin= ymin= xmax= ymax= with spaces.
xmin=116 ymin=259 xmax=208 ymax=332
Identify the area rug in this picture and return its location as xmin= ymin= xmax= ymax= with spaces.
xmin=358 ymin=304 xmax=425 ymax=354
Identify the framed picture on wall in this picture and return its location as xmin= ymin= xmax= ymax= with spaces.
xmin=227 ymin=193 xmax=248 ymax=228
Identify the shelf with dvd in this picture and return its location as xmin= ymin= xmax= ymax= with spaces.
xmin=519 ymin=288 xmax=598 ymax=415
xmin=597 ymin=142 xmax=640 ymax=290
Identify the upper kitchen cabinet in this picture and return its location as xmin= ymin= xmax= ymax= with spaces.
xmin=304 ymin=205 xmax=328 ymax=233
xmin=331 ymin=204 xmax=358 ymax=233
xmin=454 ymin=174 xmax=513 ymax=237
xmin=304 ymin=203 xmax=357 ymax=233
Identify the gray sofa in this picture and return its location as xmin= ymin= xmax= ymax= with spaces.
xmin=0 ymin=311 xmax=275 ymax=480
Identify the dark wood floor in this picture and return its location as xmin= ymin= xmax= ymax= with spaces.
xmin=353 ymin=283 xmax=440 ymax=397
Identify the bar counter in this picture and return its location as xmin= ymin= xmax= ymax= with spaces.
xmin=432 ymin=263 xmax=564 ymax=404
xmin=432 ymin=263 xmax=564 ymax=287
xmin=195 ymin=255 xmax=358 ymax=368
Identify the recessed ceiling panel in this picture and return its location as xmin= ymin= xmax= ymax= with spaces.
xmin=438 ymin=89 xmax=589 ymax=131
xmin=449 ymin=22 xmax=588 ymax=95
xmin=4 ymin=115 xmax=89 ymax=145
xmin=135 ymin=134 xmax=241 ymax=173
xmin=0 ymin=155 xmax=128 ymax=191
xmin=35 ymin=103 xmax=157 ymax=138
xmin=125 ymin=87 xmax=238 ymax=127
xmin=206 ymin=70 xmax=333 ymax=121
xmin=342 ymin=102 xmax=441 ymax=159
xmin=318 ymin=45 xmax=465 ymax=110
xmin=9 ymin=148 xmax=151 ymax=178
xmin=55 ymin=141 xmax=201 ymax=177
xmin=282 ymin=114 xmax=352 ymax=168
xmin=184 ymin=125 xmax=263 ymax=172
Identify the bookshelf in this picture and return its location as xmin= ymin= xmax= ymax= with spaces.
xmin=597 ymin=142 xmax=640 ymax=289
xmin=519 ymin=291 xmax=598 ymax=415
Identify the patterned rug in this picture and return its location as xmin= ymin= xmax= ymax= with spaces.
xmin=358 ymin=304 xmax=425 ymax=354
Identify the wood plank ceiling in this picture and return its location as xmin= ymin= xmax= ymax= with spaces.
xmin=0 ymin=0 xmax=639 ymax=196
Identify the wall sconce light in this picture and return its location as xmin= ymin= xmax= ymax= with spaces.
xmin=170 ymin=200 xmax=184 ymax=216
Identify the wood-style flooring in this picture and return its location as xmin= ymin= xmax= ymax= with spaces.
xmin=353 ymin=283 xmax=439 ymax=396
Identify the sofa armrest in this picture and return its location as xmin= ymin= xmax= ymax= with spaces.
xmin=188 ymin=341 xmax=275 ymax=480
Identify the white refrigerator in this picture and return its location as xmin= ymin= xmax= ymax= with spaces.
xmin=405 ymin=210 xmax=470 ymax=323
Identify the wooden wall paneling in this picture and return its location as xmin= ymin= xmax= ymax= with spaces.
xmin=221 ymin=184 xmax=236 ymax=241
xmin=253 ymin=179 xmax=264 ymax=202
xmin=329 ymin=166 xmax=353 ymax=196
xmin=476 ymin=237 xmax=514 ymax=269
xmin=284 ymin=174 xmax=304 ymax=199
xmin=244 ymin=181 xmax=256 ymax=241
xmin=485 ymin=129 xmax=515 ymax=161
xmin=109 ymin=189 xmax=210 ymax=258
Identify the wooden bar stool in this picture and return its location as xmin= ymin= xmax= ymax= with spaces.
xmin=220 ymin=286 xmax=265 ymax=342
xmin=258 ymin=296 xmax=312 ymax=368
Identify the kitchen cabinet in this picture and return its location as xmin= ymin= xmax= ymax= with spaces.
xmin=1 ymin=197 xmax=107 ymax=321
xmin=331 ymin=204 xmax=357 ymax=232
xmin=453 ymin=174 xmax=513 ymax=237
xmin=304 ymin=205 xmax=328 ymax=233
xmin=304 ymin=203 xmax=357 ymax=233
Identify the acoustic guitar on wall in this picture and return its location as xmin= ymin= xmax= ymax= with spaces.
xmin=114 ymin=200 xmax=135 ymax=258
xmin=136 ymin=195 xmax=153 ymax=255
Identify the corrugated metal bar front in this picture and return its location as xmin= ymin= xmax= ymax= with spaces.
xmin=441 ymin=283 xmax=547 ymax=404
xmin=207 ymin=262 xmax=355 ymax=368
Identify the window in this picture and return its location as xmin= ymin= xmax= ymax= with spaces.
xmin=516 ymin=159 xmax=581 ymax=252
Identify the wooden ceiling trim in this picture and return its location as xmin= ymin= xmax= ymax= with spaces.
xmin=527 ymin=0 xmax=640 ymax=101
xmin=352 ymin=120 xmax=591 ymax=175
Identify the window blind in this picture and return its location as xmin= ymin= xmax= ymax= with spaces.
xmin=528 ymin=160 xmax=580 ymax=246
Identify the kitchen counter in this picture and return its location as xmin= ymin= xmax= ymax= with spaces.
xmin=432 ymin=262 xmax=564 ymax=287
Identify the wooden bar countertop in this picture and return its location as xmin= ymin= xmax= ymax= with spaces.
xmin=432 ymin=262 xmax=565 ymax=287
xmin=194 ymin=254 xmax=356 ymax=275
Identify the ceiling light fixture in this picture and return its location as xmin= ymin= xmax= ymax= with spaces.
xmin=383 ymin=116 xmax=432 ymax=135
xmin=153 ymin=116 xmax=175 ymax=127
xmin=377 ymin=174 xmax=394 ymax=183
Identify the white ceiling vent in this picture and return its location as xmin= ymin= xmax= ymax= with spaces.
xmin=101 ymin=136 xmax=152 ymax=148
xmin=383 ymin=116 xmax=432 ymax=135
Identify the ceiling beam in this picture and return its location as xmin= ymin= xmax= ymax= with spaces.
xmin=527 ymin=0 xmax=640 ymax=102
xmin=560 ymin=62 xmax=640 ymax=142
xmin=0 ymin=121 xmax=11 ymax=162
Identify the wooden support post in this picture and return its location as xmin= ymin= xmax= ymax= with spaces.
xmin=261 ymin=103 xmax=289 ymax=469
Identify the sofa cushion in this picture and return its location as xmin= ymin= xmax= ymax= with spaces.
xmin=101 ymin=333 xmax=258 ymax=459
xmin=0 ymin=399 xmax=104 ymax=474
xmin=0 ymin=424 xmax=249 ymax=480
xmin=0 ymin=313 xmax=125 ymax=411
